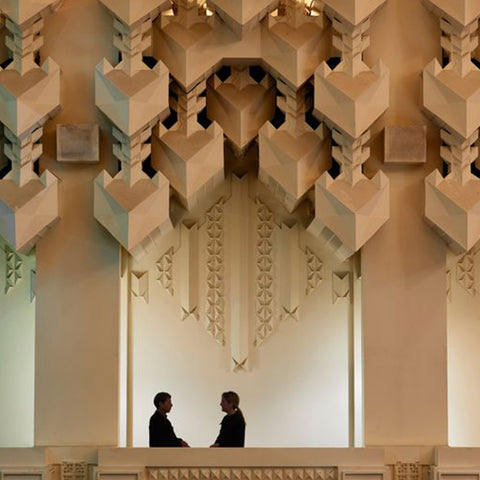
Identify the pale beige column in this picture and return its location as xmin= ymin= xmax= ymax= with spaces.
xmin=362 ymin=0 xmax=448 ymax=445
xmin=34 ymin=0 xmax=121 ymax=446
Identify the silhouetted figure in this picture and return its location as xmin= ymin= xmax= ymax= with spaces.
xmin=149 ymin=392 xmax=189 ymax=447
xmin=210 ymin=391 xmax=246 ymax=447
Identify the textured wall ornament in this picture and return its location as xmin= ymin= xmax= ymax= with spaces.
xmin=456 ymin=250 xmax=476 ymax=296
xmin=310 ymin=0 xmax=390 ymax=256
xmin=259 ymin=78 xmax=330 ymax=213
xmin=30 ymin=269 xmax=36 ymax=302
xmin=94 ymin=0 xmax=171 ymax=252
xmin=305 ymin=247 xmax=323 ymax=294
xmin=131 ymin=271 xmax=149 ymax=302
xmin=254 ymin=198 xmax=275 ymax=346
xmin=5 ymin=244 xmax=22 ymax=294
xmin=157 ymin=247 xmax=174 ymax=296
xmin=205 ymin=199 xmax=226 ymax=346
xmin=180 ymin=223 xmax=199 ymax=320
xmin=332 ymin=271 xmax=351 ymax=303
xmin=157 ymin=0 xmax=217 ymax=89
xmin=424 ymin=1 xmax=480 ymax=251
xmin=393 ymin=463 xmax=419 ymax=480
xmin=0 ymin=1 xmax=60 ymax=253
xmin=227 ymin=176 xmax=250 ymax=371
xmin=262 ymin=0 xmax=326 ymax=88
xmin=147 ymin=468 xmax=338 ymax=480
xmin=153 ymin=79 xmax=224 ymax=210
xmin=207 ymin=66 xmax=275 ymax=152
xmin=279 ymin=223 xmax=300 ymax=322
xmin=61 ymin=463 xmax=88 ymax=480
xmin=209 ymin=0 xmax=278 ymax=37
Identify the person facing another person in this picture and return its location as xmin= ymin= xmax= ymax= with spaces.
xmin=210 ymin=391 xmax=246 ymax=447
xmin=149 ymin=392 xmax=189 ymax=447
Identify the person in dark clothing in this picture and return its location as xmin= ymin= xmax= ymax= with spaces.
xmin=149 ymin=392 xmax=189 ymax=447
xmin=210 ymin=391 xmax=246 ymax=447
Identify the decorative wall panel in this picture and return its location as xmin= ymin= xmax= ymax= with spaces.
xmin=424 ymin=1 xmax=480 ymax=251
xmin=311 ymin=0 xmax=390 ymax=255
xmin=0 ymin=0 xmax=60 ymax=253
xmin=94 ymin=0 xmax=171 ymax=252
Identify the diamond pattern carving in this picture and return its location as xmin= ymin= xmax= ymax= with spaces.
xmin=306 ymin=247 xmax=323 ymax=294
xmin=157 ymin=247 xmax=174 ymax=295
xmin=5 ymin=243 xmax=22 ymax=294
xmin=205 ymin=199 xmax=225 ymax=345
xmin=254 ymin=199 xmax=275 ymax=346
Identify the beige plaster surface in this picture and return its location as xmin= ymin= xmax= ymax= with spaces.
xmin=98 ymin=447 xmax=386 ymax=467
xmin=362 ymin=0 xmax=447 ymax=446
xmin=34 ymin=0 xmax=121 ymax=446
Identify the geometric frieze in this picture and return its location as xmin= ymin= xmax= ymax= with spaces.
xmin=147 ymin=468 xmax=338 ymax=480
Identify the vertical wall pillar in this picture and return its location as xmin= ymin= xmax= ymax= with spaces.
xmin=361 ymin=0 xmax=448 ymax=446
xmin=34 ymin=0 xmax=121 ymax=446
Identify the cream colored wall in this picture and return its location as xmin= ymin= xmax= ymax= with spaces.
xmin=0 ymin=238 xmax=35 ymax=447
xmin=447 ymin=248 xmax=480 ymax=446
xmin=2 ymin=0 xmax=480 ymax=452
xmin=129 ymin=196 xmax=356 ymax=447
xmin=33 ymin=0 xmax=121 ymax=446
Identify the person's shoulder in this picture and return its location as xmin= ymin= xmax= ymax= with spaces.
xmin=232 ymin=411 xmax=245 ymax=425
xmin=150 ymin=411 xmax=162 ymax=423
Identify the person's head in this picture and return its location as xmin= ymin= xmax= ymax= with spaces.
xmin=154 ymin=392 xmax=173 ymax=415
xmin=220 ymin=391 xmax=240 ymax=414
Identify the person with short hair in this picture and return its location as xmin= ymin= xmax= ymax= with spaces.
xmin=149 ymin=392 xmax=189 ymax=447
xmin=210 ymin=391 xmax=246 ymax=447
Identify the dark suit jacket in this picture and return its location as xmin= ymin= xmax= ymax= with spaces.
xmin=215 ymin=410 xmax=246 ymax=447
xmin=149 ymin=411 xmax=183 ymax=447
